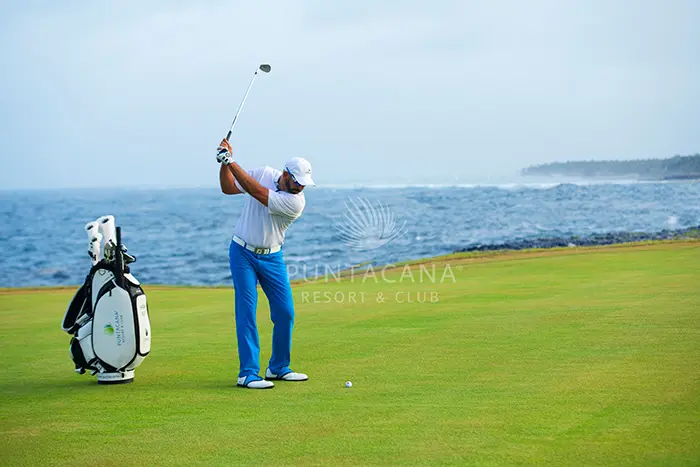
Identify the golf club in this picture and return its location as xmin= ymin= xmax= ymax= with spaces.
xmin=225 ymin=64 xmax=271 ymax=141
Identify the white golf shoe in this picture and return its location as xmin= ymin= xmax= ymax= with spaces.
xmin=237 ymin=375 xmax=274 ymax=389
xmin=265 ymin=368 xmax=309 ymax=382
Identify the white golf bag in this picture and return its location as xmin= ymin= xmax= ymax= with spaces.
xmin=62 ymin=216 xmax=151 ymax=384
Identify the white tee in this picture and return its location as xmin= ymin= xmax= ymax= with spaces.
xmin=233 ymin=166 xmax=306 ymax=248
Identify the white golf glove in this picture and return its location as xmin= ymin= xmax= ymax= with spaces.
xmin=216 ymin=139 xmax=234 ymax=165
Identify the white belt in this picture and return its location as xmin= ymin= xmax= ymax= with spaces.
xmin=233 ymin=235 xmax=281 ymax=255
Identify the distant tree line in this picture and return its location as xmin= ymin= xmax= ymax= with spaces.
xmin=521 ymin=154 xmax=700 ymax=180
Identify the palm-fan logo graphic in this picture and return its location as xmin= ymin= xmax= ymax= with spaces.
xmin=334 ymin=198 xmax=408 ymax=250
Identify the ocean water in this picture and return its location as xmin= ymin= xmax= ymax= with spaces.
xmin=1 ymin=181 xmax=698 ymax=287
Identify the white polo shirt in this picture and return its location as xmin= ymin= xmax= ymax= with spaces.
xmin=233 ymin=166 xmax=306 ymax=248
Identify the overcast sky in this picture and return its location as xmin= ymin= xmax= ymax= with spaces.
xmin=1 ymin=0 xmax=699 ymax=189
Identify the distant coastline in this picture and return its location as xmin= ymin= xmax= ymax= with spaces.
xmin=456 ymin=225 xmax=700 ymax=253
xmin=521 ymin=154 xmax=700 ymax=181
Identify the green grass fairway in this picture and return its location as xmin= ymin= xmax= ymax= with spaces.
xmin=1 ymin=242 xmax=699 ymax=465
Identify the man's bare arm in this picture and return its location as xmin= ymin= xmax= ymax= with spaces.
xmin=220 ymin=164 xmax=242 ymax=194
xmin=228 ymin=163 xmax=269 ymax=206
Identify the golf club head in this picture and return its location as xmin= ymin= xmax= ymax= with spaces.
xmin=259 ymin=64 xmax=271 ymax=73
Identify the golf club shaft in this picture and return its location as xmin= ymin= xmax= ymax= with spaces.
xmin=115 ymin=227 xmax=124 ymax=288
xmin=226 ymin=69 xmax=261 ymax=141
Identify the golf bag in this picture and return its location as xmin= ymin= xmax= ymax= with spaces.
xmin=62 ymin=216 xmax=151 ymax=384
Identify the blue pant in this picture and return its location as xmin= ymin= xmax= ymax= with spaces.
xmin=229 ymin=240 xmax=295 ymax=378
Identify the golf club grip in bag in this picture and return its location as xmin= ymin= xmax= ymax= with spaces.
xmin=62 ymin=223 xmax=151 ymax=384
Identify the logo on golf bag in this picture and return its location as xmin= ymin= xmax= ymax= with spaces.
xmin=103 ymin=324 xmax=115 ymax=336
xmin=112 ymin=310 xmax=125 ymax=347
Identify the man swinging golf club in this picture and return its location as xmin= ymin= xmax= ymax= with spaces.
xmin=217 ymin=138 xmax=314 ymax=389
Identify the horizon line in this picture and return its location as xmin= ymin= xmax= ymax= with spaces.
xmin=0 ymin=179 xmax=672 ymax=193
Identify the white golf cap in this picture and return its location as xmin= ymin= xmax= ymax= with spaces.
xmin=285 ymin=157 xmax=315 ymax=186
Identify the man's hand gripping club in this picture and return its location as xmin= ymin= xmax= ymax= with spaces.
xmin=216 ymin=139 xmax=234 ymax=165
xmin=216 ymin=138 xmax=270 ymax=206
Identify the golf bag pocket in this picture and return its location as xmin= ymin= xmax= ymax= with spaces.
xmin=92 ymin=284 xmax=138 ymax=369
xmin=69 ymin=337 xmax=91 ymax=372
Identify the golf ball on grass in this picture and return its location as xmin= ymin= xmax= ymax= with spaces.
xmin=345 ymin=381 xmax=352 ymax=388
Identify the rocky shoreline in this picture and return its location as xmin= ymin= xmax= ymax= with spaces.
xmin=457 ymin=225 xmax=700 ymax=253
